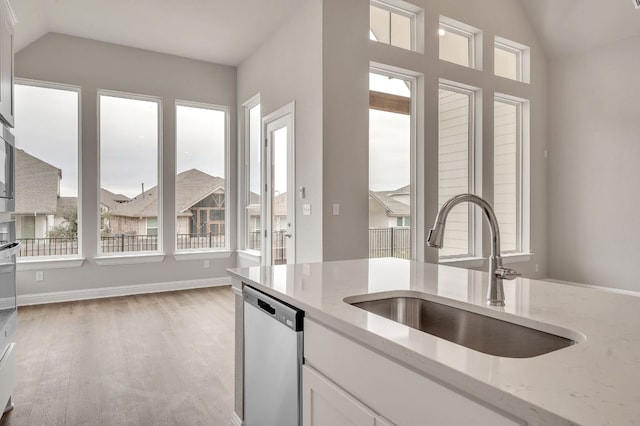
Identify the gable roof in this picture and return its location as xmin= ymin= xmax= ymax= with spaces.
xmin=369 ymin=185 xmax=410 ymax=217
xmin=110 ymin=168 xmax=224 ymax=218
xmin=100 ymin=188 xmax=130 ymax=211
xmin=15 ymin=149 xmax=61 ymax=214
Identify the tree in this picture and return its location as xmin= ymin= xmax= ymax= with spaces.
xmin=48 ymin=207 xmax=78 ymax=239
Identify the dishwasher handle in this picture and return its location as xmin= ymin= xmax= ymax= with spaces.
xmin=243 ymin=284 xmax=304 ymax=332
xmin=257 ymin=299 xmax=276 ymax=315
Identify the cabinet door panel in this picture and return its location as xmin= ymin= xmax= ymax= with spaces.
xmin=303 ymin=365 xmax=378 ymax=426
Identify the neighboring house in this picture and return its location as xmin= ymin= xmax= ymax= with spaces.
xmin=369 ymin=185 xmax=411 ymax=229
xmin=104 ymin=168 xmax=226 ymax=237
xmin=14 ymin=149 xmax=61 ymax=239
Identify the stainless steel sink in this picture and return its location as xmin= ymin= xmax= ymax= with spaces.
xmin=348 ymin=296 xmax=577 ymax=358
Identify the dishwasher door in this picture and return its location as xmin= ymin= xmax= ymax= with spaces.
xmin=243 ymin=285 xmax=303 ymax=426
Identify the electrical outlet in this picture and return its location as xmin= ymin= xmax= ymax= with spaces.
xmin=204 ymin=260 xmax=210 ymax=269
xmin=332 ymin=203 xmax=340 ymax=215
xmin=35 ymin=271 xmax=44 ymax=282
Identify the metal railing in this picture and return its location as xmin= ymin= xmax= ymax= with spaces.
xmin=369 ymin=227 xmax=411 ymax=259
xmin=17 ymin=228 xmax=410 ymax=259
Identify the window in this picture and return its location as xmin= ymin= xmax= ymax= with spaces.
xmin=369 ymin=68 xmax=414 ymax=260
xmin=146 ymin=217 xmax=158 ymax=236
xmin=243 ymin=97 xmax=261 ymax=253
xmin=438 ymin=83 xmax=478 ymax=258
xmin=175 ymin=102 xmax=228 ymax=251
xmin=439 ymin=17 xmax=481 ymax=70
xmin=369 ymin=0 xmax=423 ymax=52
xmin=99 ymin=92 xmax=160 ymax=254
xmin=13 ymin=82 xmax=80 ymax=258
xmin=494 ymin=95 xmax=529 ymax=254
xmin=494 ymin=37 xmax=530 ymax=83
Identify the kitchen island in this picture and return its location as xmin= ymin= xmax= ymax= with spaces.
xmin=228 ymin=258 xmax=640 ymax=425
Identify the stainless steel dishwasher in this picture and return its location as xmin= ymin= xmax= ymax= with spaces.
xmin=243 ymin=285 xmax=304 ymax=426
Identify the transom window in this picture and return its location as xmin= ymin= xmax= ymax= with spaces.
xmin=439 ymin=17 xmax=481 ymax=70
xmin=494 ymin=36 xmax=530 ymax=83
xmin=370 ymin=0 xmax=423 ymax=53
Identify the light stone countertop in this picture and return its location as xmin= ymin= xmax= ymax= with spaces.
xmin=228 ymin=258 xmax=640 ymax=425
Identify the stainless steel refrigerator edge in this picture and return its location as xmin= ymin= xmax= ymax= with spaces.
xmin=243 ymin=285 xmax=304 ymax=426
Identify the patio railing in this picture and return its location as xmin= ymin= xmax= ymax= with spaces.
xmin=17 ymin=228 xmax=410 ymax=259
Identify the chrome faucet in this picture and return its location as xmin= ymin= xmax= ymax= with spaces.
xmin=427 ymin=194 xmax=521 ymax=307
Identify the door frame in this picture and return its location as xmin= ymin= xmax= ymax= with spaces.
xmin=262 ymin=102 xmax=295 ymax=266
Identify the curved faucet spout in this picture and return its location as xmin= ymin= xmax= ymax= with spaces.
xmin=427 ymin=194 xmax=519 ymax=307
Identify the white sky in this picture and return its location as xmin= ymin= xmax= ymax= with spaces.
xmin=14 ymin=85 xmax=226 ymax=200
xmin=369 ymin=72 xmax=411 ymax=191
xmin=14 ymin=84 xmax=79 ymax=197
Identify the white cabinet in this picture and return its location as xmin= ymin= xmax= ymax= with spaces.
xmin=303 ymin=365 xmax=393 ymax=426
xmin=304 ymin=319 xmax=523 ymax=426
xmin=0 ymin=0 xmax=14 ymax=128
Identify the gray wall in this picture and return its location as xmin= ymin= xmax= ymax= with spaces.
xmin=548 ymin=36 xmax=640 ymax=291
xmin=237 ymin=1 xmax=323 ymax=264
xmin=15 ymin=33 xmax=237 ymax=296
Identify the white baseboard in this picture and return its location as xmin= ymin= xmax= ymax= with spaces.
xmin=231 ymin=412 xmax=243 ymax=426
xmin=17 ymin=277 xmax=230 ymax=306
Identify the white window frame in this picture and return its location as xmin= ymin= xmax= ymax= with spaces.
xmin=369 ymin=62 xmax=421 ymax=260
xmin=439 ymin=16 xmax=483 ymax=71
xmin=96 ymin=90 xmax=163 ymax=257
xmin=240 ymin=94 xmax=261 ymax=256
xmin=174 ymin=99 xmax=231 ymax=253
xmin=14 ymin=78 xmax=83 ymax=263
xmin=494 ymin=36 xmax=531 ymax=84
xmin=438 ymin=80 xmax=483 ymax=261
xmin=370 ymin=0 xmax=424 ymax=53
xmin=494 ymin=93 xmax=530 ymax=255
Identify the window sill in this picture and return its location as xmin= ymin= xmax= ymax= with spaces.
xmin=17 ymin=257 xmax=85 ymax=271
xmin=173 ymin=250 xmax=233 ymax=261
xmin=94 ymin=253 xmax=165 ymax=266
xmin=439 ymin=257 xmax=485 ymax=269
xmin=439 ymin=253 xmax=533 ymax=268
xmin=501 ymin=252 xmax=533 ymax=264
xmin=236 ymin=250 xmax=261 ymax=262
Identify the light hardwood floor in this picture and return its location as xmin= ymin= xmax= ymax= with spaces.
xmin=0 ymin=286 xmax=235 ymax=426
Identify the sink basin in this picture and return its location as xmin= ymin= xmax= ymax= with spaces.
xmin=347 ymin=296 xmax=577 ymax=358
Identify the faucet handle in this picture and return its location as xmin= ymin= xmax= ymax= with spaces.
xmin=495 ymin=267 xmax=521 ymax=280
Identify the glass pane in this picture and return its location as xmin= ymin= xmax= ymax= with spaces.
xmin=370 ymin=5 xmax=390 ymax=44
xmin=438 ymin=87 xmax=471 ymax=257
xmin=100 ymin=94 xmax=159 ymax=254
xmin=176 ymin=104 xmax=226 ymax=250
xmin=495 ymin=45 xmax=519 ymax=80
xmin=369 ymin=72 xmax=412 ymax=260
xmin=439 ymin=27 xmax=471 ymax=67
xmin=390 ymin=13 xmax=411 ymax=50
xmin=14 ymin=84 xmax=79 ymax=257
xmin=247 ymin=103 xmax=261 ymax=252
xmin=272 ymin=127 xmax=288 ymax=265
xmin=494 ymin=100 xmax=518 ymax=252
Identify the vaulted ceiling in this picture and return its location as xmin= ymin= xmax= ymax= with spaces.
xmin=10 ymin=0 xmax=640 ymax=66
xmin=11 ymin=0 xmax=301 ymax=66
xmin=521 ymin=0 xmax=640 ymax=59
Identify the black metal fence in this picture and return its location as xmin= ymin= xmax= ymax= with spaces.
xmin=369 ymin=227 xmax=411 ymax=259
xmin=19 ymin=238 xmax=79 ymax=257
xmin=18 ymin=228 xmax=409 ymax=259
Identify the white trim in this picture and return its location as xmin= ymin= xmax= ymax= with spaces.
xmin=231 ymin=412 xmax=244 ymax=426
xmin=240 ymin=94 xmax=261 ymax=253
xmin=17 ymin=277 xmax=230 ymax=306
xmin=173 ymin=250 xmax=233 ymax=261
xmin=4 ymin=1 xmax=17 ymax=26
xmin=544 ymin=279 xmax=640 ymax=298
xmin=17 ymin=257 xmax=85 ymax=271
xmin=236 ymin=249 xmax=260 ymax=262
xmin=501 ymin=252 xmax=533 ymax=264
xmin=94 ymin=253 xmax=165 ymax=266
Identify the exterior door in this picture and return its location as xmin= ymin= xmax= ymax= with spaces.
xmin=263 ymin=103 xmax=295 ymax=265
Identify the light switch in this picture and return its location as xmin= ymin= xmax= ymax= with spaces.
xmin=303 ymin=204 xmax=311 ymax=216
xmin=333 ymin=204 xmax=340 ymax=215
